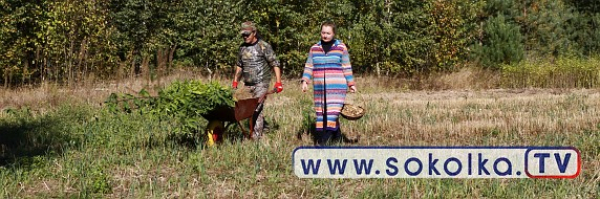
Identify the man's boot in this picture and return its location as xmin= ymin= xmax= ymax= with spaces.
xmin=263 ymin=120 xmax=270 ymax=133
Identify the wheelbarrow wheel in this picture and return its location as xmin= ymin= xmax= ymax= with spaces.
xmin=206 ymin=120 xmax=224 ymax=146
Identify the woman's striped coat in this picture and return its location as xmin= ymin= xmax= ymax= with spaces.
xmin=302 ymin=39 xmax=355 ymax=131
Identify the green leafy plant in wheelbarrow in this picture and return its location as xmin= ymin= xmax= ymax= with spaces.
xmin=105 ymin=80 xmax=275 ymax=147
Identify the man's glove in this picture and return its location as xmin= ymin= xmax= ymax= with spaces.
xmin=274 ymin=82 xmax=283 ymax=93
xmin=232 ymin=81 xmax=238 ymax=89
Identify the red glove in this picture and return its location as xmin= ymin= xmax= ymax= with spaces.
xmin=274 ymin=82 xmax=283 ymax=93
xmin=232 ymin=81 xmax=238 ymax=89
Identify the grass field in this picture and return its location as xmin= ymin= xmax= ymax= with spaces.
xmin=0 ymin=73 xmax=599 ymax=198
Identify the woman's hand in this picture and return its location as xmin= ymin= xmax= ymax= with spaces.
xmin=349 ymin=85 xmax=357 ymax=93
xmin=302 ymin=81 xmax=308 ymax=92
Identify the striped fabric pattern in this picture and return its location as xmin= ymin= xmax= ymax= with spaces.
xmin=302 ymin=39 xmax=355 ymax=131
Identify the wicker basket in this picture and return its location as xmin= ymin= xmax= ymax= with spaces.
xmin=340 ymin=104 xmax=366 ymax=120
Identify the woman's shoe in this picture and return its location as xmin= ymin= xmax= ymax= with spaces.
xmin=316 ymin=130 xmax=333 ymax=146
xmin=332 ymin=128 xmax=342 ymax=143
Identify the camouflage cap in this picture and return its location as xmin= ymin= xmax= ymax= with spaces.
xmin=240 ymin=21 xmax=257 ymax=35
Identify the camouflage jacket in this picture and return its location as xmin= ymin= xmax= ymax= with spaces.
xmin=236 ymin=39 xmax=280 ymax=86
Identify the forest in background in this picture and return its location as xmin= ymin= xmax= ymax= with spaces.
xmin=1 ymin=0 xmax=599 ymax=86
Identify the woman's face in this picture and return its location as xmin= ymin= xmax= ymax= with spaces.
xmin=321 ymin=26 xmax=334 ymax=42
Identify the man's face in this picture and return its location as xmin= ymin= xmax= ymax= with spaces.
xmin=242 ymin=30 xmax=256 ymax=44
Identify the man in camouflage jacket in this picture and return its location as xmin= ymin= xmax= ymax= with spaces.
xmin=232 ymin=21 xmax=282 ymax=139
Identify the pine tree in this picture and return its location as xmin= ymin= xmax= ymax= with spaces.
xmin=473 ymin=15 xmax=525 ymax=68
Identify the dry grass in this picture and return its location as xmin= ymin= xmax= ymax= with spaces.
xmin=0 ymin=66 xmax=587 ymax=111
xmin=0 ymin=69 xmax=209 ymax=111
xmin=334 ymin=88 xmax=600 ymax=144
xmin=358 ymin=67 xmax=502 ymax=91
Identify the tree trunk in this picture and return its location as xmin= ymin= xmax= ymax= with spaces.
xmin=68 ymin=38 xmax=75 ymax=87
xmin=169 ymin=45 xmax=177 ymax=73
xmin=129 ymin=50 xmax=136 ymax=80
xmin=3 ymin=67 xmax=8 ymax=88
xmin=141 ymin=54 xmax=150 ymax=85
xmin=157 ymin=48 xmax=167 ymax=85
xmin=22 ymin=62 xmax=28 ymax=87
xmin=376 ymin=62 xmax=381 ymax=77
xmin=77 ymin=38 xmax=88 ymax=86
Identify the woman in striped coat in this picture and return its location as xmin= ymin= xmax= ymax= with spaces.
xmin=301 ymin=21 xmax=357 ymax=146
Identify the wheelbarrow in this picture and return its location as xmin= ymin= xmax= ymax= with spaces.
xmin=201 ymin=88 xmax=277 ymax=146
